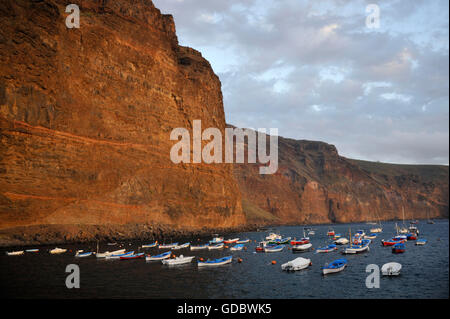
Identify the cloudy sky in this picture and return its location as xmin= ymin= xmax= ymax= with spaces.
xmin=153 ymin=0 xmax=449 ymax=165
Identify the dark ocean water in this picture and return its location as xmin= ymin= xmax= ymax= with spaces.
xmin=1 ymin=220 xmax=448 ymax=299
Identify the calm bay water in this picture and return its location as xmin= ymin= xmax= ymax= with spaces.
xmin=1 ymin=220 xmax=448 ymax=299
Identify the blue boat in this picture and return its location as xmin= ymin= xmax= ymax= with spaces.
xmin=264 ymin=244 xmax=285 ymax=252
xmin=316 ymin=244 xmax=337 ymax=253
xmin=322 ymin=258 xmax=347 ymax=274
xmin=230 ymin=244 xmax=245 ymax=251
xmin=198 ymin=256 xmax=232 ymax=267
xmin=105 ymin=251 xmax=134 ymax=259
xmin=392 ymin=243 xmax=405 ymax=253
xmin=146 ymin=251 xmax=172 ymax=261
xmin=416 ymin=239 xmax=427 ymax=245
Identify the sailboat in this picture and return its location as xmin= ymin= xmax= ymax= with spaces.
xmin=398 ymin=207 xmax=408 ymax=234
xmin=369 ymin=211 xmax=383 ymax=233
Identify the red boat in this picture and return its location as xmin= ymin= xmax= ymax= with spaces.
xmin=223 ymin=238 xmax=239 ymax=244
xmin=120 ymin=253 xmax=145 ymax=260
xmin=290 ymin=238 xmax=309 ymax=245
xmin=381 ymin=239 xmax=405 ymax=246
xmin=327 ymin=230 xmax=335 ymax=236
xmin=392 ymin=243 xmax=406 ymax=254
xmin=407 ymin=234 xmax=417 ymax=240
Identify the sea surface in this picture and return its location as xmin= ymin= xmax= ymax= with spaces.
xmin=1 ymin=220 xmax=448 ymax=299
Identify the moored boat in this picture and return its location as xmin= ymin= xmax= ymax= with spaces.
xmin=208 ymin=243 xmax=224 ymax=250
xmin=364 ymin=233 xmax=377 ymax=239
xmin=146 ymin=251 xmax=172 ymax=261
xmin=198 ymin=256 xmax=232 ymax=267
xmin=292 ymin=243 xmax=312 ymax=252
xmin=406 ymin=233 xmax=417 ymax=240
xmin=120 ymin=252 xmax=145 ymax=260
xmin=162 ymin=255 xmax=195 ymax=265
xmin=96 ymin=249 xmax=126 ymax=258
xmin=159 ymin=243 xmax=179 ymax=249
xmin=315 ymin=244 xmax=337 ymax=253
xmin=322 ymin=258 xmax=347 ymax=275
xmin=6 ymin=250 xmax=24 ymax=256
xmin=392 ymin=243 xmax=405 ymax=254
xmin=49 ymin=247 xmax=67 ymax=254
xmin=281 ymin=257 xmax=311 ymax=271
xmin=25 ymin=249 xmax=39 ymax=253
xmin=105 ymin=251 xmax=134 ymax=259
xmin=265 ymin=233 xmax=281 ymax=241
xmin=230 ymin=244 xmax=245 ymax=251
xmin=190 ymin=244 xmax=209 ymax=250
xmin=209 ymin=237 xmax=224 ymax=244
xmin=141 ymin=242 xmax=158 ymax=248
xmin=415 ymin=239 xmax=427 ymax=245
xmin=381 ymin=239 xmax=401 ymax=246
xmin=223 ymin=238 xmax=239 ymax=244
xmin=264 ymin=245 xmax=285 ymax=253
xmin=381 ymin=262 xmax=402 ymax=276
xmin=290 ymin=238 xmax=309 ymax=245
xmin=173 ymin=243 xmax=190 ymax=250
xmin=236 ymin=239 xmax=250 ymax=244
xmin=75 ymin=250 xmax=93 ymax=257
xmin=327 ymin=228 xmax=335 ymax=236
xmin=334 ymin=237 xmax=349 ymax=245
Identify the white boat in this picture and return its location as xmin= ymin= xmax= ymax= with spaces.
xmin=190 ymin=244 xmax=209 ymax=250
xmin=334 ymin=237 xmax=349 ymax=245
xmin=141 ymin=242 xmax=158 ymax=248
xmin=223 ymin=238 xmax=240 ymax=244
xmin=264 ymin=245 xmax=285 ymax=253
xmin=161 ymin=255 xmax=195 ymax=265
xmin=6 ymin=250 xmax=24 ymax=256
xmin=265 ymin=233 xmax=281 ymax=241
xmin=281 ymin=257 xmax=311 ymax=271
xmin=49 ymin=247 xmax=67 ymax=254
xmin=25 ymin=249 xmax=39 ymax=253
xmin=308 ymin=230 xmax=315 ymax=236
xmin=105 ymin=251 xmax=134 ymax=260
xmin=146 ymin=251 xmax=172 ymax=261
xmin=322 ymin=259 xmax=347 ymax=275
xmin=230 ymin=244 xmax=245 ymax=251
xmin=159 ymin=243 xmax=179 ymax=249
xmin=315 ymin=244 xmax=337 ymax=253
xmin=342 ymin=244 xmax=369 ymax=254
xmin=198 ymin=256 xmax=232 ymax=267
xmin=292 ymin=243 xmax=312 ymax=252
xmin=173 ymin=243 xmax=190 ymax=250
xmin=208 ymin=243 xmax=224 ymax=250
xmin=209 ymin=237 xmax=224 ymax=244
xmin=236 ymin=239 xmax=250 ymax=244
xmin=381 ymin=262 xmax=402 ymax=276
xmin=415 ymin=239 xmax=427 ymax=245
xmin=96 ymin=249 xmax=126 ymax=258
xmin=370 ymin=227 xmax=382 ymax=233
xmin=75 ymin=250 xmax=93 ymax=257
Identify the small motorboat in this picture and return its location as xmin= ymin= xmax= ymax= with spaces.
xmin=159 ymin=243 xmax=179 ymax=249
xmin=290 ymin=238 xmax=309 ymax=245
xmin=322 ymin=258 xmax=347 ymax=275
xmin=381 ymin=262 xmax=402 ymax=276
xmin=141 ymin=242 xmax=158 ymax=248
xmin=173 ymin=243 xmax=190 ymax=250
xmin=6 ymin=250 xmax=24 ymax=256
xmin=327 ymin=229 xmax=335 ymax=236
xmin=281 ymin=257 xmax=311 ymax=271
xmin=292 ymin=243 xmax=312 ymax=252
xmin=96 ymin=249 xmax=126 ymax=258
xmin=198 ymin=256 xmax=232 ymax=267
xmin=49 ymin=247 xmax=67 ymax=254
xmin=190 ymin=244 xmax=209 ymax=250
xmin=146 ymin=251 xmax=172 ymax=261
xmin=255 ymin=242 xmax=266 ymax=252
xmin=370 ymin=227 xmax=383 ymax=233
xmin=209 ymin=237 xmax=224 ymax=244
xmin=162 ymin=255 xmax=195 ymax=265
xmin=381 ymin=239 xmax=403 ymax=246
xmin=393 ymin=235 xmax=407 ymax=241
xmin=308 ymin=230 xmax=315 ymax=236
xmin=120 ymin=252 xmax=145 ymax=260
xmin=265 ymin=233 xmax=281 ymax=241
xmin=364 ymin=233 xmax=377 ymax=239
xmin=406 ymin=233 xmax=417 ymax=240
xmin=107 ymin=242 xmax=117 ymax=246
xmin=264 ymin=245 xmax=285 ymax=253
xmin=342 ymin=242 xmax=370 ymax=254
xmin=75 ymin=250 xmax=93 ymax=257
xmin=105 ymin=251 xmax=134 ymax=260
xmin=315 ymin=244 xmax=337 ymax=253
xmin=230 ymin=244 xmax=245 ymax=251
xmin=415 ymin=239 xmax=427 ymax=245
xmin=223 ymin=238 xmax=239 ymax=244
xmin=25 ymin=249 xmax=39 ymax=253
xmin=334 ymin=237 xmax=349 ymax=245
xmin=392 ymin=243 xmax=405 ymax=254
xmin=236 ymin=239 xmax=250 ymax=244
xmin=208 ymin=243 xmax=224 ymax=250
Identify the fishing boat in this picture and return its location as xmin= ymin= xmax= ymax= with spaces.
xmin=105 ymin=251 xmax=134 ymax=260
xmin=265 ymin=233 xmax=281 ymax=241
xmin=392 ymin=243 xmax=405 ymax=254
xmin=322 ymin=258 xmax=347 ymax=275
xmin=75 ymin=250 xmax=93 ymax=257
xmin=327 ymin=229 xmax=335 ymax=236
xmin=49 ymin=247 xmax=67 ymax=254
xmin=6 ymin=250 xmax=24 ymax=256
xmin=416 ymin=239 xmax=427 ymax=245
xmin=230 ymin=244 xmax=245 ymax=251
xmin=223 ymin=238 xmax=239 ymax=244
xmin=334 ymin=237 xmax=349 ymax=245
xmin=264 ymin=245 xmax=285 ymax=253
xmin=190 ymin=244 xmax=209 ymax=250
xmin=281 ymin=257 xmax=311 ymax=271
xmin=342 ymin=230 xmax=370 ymax=254
xmin=146 ymin=251 xmax=172 ymax=261
xmin=255 ymin=242 xmax=266 ymax=252
xmin=236 ymin=239 xmax=250 ymax=244
xmin=315 ymin=244 xmax=337 ymax=253
xmin=291 ymin=243 xmax=312 ymax=252
xmin=268 ymin=237 xmax=291 ymax=245
xmin=364 ymin=233 xmax=377 ymax=239
xmin=141 ymin=242 xmax=158 ymax=248
xmin=406 ymin=233 xmax=417 ymax=240
xmin=198 ymin=256 xmax=232 ymax=267
xmin=208 ymin=243 xmax=224 ymax=250
xmin=408 ymin=224 xmax=419 ymax=235
xmin=120 ymin=252 xmax=145 ymax=260
xmin=173 ymin=243 xmax=190 ymax=250
xmin=162 ymin=255 xmax=195 ymax=265
xmin=25 ymin=249 xmax=39 ymax=253
xmin=381 ymin=262 xmax=402 ymax=276
xmin=290 ymin=238 xmax=309 ymax=245
xmin=159 ymin=242 xmax=178 ymax=249
xmin=381 ymin=239 xmax=402 ymax=246
xmin=96 ymin=249 xmax=126 ymax=258
xmin=209 ymin=237 xmax=224 ymax=244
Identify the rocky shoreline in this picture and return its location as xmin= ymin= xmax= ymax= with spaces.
xmin=0 ymin=223 xmax=264 ymax=248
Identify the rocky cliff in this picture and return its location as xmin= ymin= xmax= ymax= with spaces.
xmin=0 ymin=0 xmax=245 ymax=243
xmin=234 ymin=129 xmax=449 ymax=225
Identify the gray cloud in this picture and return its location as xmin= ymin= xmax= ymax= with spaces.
xmin=154 ymin=0 xmax=449 ymax=165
